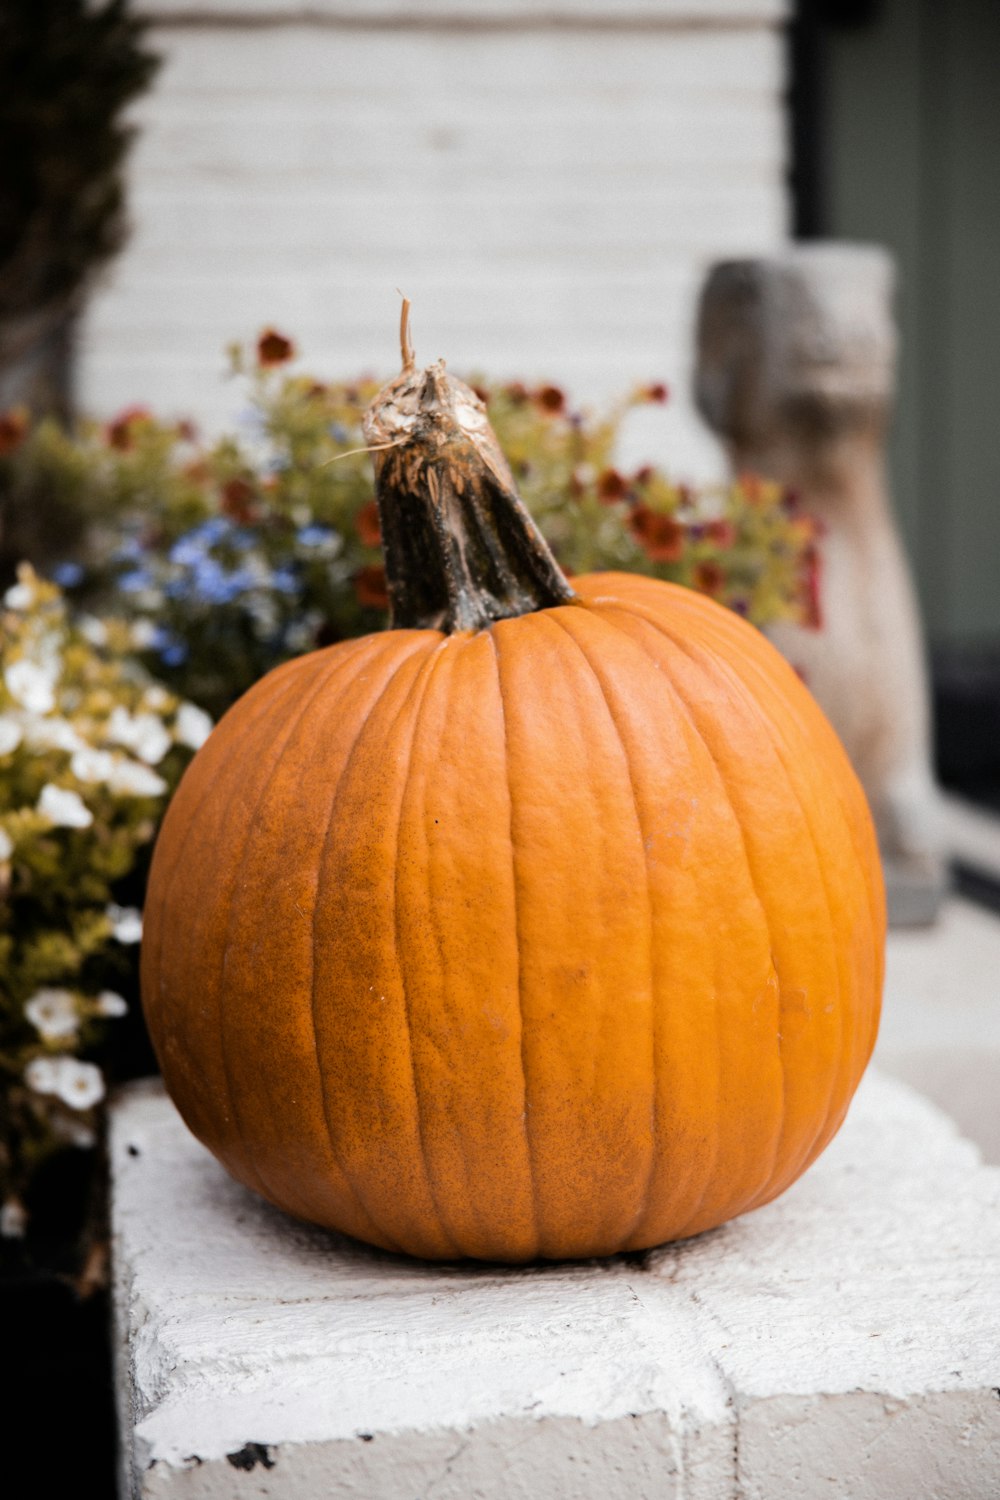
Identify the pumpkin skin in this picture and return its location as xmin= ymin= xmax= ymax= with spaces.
xmin=141 ymin=569 xmax=885 ymax=1262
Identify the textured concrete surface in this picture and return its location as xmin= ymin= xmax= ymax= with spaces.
xmin=111 ymin=1050 xmax=1000 ymax=1499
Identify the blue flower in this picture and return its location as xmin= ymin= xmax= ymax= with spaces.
xmin=112 ymin=536 xmax=145 ymax=563
xmin=170 ymin=519 xmax=231 ymax=567
xmin=51 ymin=561 xmax=84 ymax=587
xmin=147 ymin=623 xmax=190 ymax=666
xmin=192 ymin=518 xmax=231 ymax=545
xmin=190 ymin=558 xmax=232 ymax=603
xmin=329 ymin=423 xmax=349 ymax=444
xmin=271 ymin=565 xmax=299 ymax=595
xmin=169 ymin=535 xmax=207 ymax=567
xmin=181 ymin=555 xmax=263 ymax=605
xmin=118 ymin=568 xmax=154 ymax=593
xmin=224 ymin=567 xmax=260 ymax=597
xmin=296 ymin=524 xmax=335 ymax=547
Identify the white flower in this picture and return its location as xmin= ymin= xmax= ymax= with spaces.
xmin=4 ymin=658 xmax=58 ymax=714
xmin=107 ymin=758 xmax=168 ymax=797
xmin=107 ymin=903 xmax=143 ymax=944
xmin=77 ymin=615 xmax=109 ymax=647
xmin=144 ymin=685 xmax=171 ymax=711
xmin=105 ymin=706 xmax=171 ymax=765
xmin=24 ymin=1056 xmax=60 ymax=1093
xmin=94 ymin=990 xmax=128 ymax=1018
xmin=130 ymin=618 xmax=159 ymax=649
xmin=0 ymin=1199 xmax=27 ymax=1239
xmin=63 ymin=1061 xmax=104 ymax=1109
xmin=3 ymin=581 xmax=35 ymax=611
xmin=37 ymin=783 xmax=93 ymax=829
xmin=174 ymin=701 xmax=212 ymax=751
xmin=25 ymin=1055 xmax=105 ymax=1110
xmin=70 ymin=747 xmax=116 ymax=784
xmin=22 ymin=715 xmax=86 ymax=754
xmin=247 ymin=595 xmax=278 ymax=631
xmin=68 ymin=746 xmax=167 ymax=797
xmin=0 ymin=715 xmax=23 ymax=755
xmin=25 ymin=988 xmax=79 ymax=1041
xmin=0 ymin=828 xmax=12 ymax=861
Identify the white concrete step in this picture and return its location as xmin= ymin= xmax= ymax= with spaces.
xmin=110 ymin=1064 xmax=1000 ymax=1499
xmin=877 ymin=894 xmax=1000 ymax=1164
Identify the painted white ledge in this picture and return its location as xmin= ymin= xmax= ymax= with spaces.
xmin=111 ymin=1057 xmax=1000 ymax=1499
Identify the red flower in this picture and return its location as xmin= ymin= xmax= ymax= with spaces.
xmin=504 ymin=382 xmax=529 ymax=405
xmin=643 ymin=382 xmax=669 ymax=404
xmin=801 ymin=545 xmax=823 ymax=630
xmin=632 ymin=465 xmax=654 ymax=488
xmin=106 ymin=405 xmax=151 ymax=451
xmin=257 ymin=328 xmax=295 ymax=366
xmin=738 ymin=471 xmax=765 ymax=505
xmin=706 ymin=519 xmax=736 ymax=549
xmin=175 ymin=419 xmax=198 ymax=443
xmin=355 ymin=500 xmax=382 ymax=548
xmin=533 ymin=384 xmax=565 ymax=415
xmin=693 ymin=560 xmax=725 ymax=595
xmin=355 ymin=564 xmax=389 ymax=610
xmin=220 ymin=476 xmax=258 ymax=523
xmin=629 ymin=506 xmax=684 ymax=562
xmin=596 ymin=468 xmax=629 ymax=503
xmin=0 ymin=407 xmax=28 ymax=456
xmin=471 ymin=384 xmax=491 ymax=407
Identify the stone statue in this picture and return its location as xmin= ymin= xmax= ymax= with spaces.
xmin=694 ymin=244 xmax=944 ymax=925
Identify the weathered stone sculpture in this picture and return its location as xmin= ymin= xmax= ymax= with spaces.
xmin=695 ymin=245 xmax=944 ymax=925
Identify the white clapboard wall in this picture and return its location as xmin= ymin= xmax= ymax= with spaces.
xmin=79 ymin=0 xmax=790 ymax=479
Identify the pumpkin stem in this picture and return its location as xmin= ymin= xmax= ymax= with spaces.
xmin=362 ymin=352 xmax=576 ymax=634
xmin=399 ymin=296 xmax=416 ymax=374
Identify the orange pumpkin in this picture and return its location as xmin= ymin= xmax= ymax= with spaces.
xmin=142 ymin=321 xmax=884 ymax=1262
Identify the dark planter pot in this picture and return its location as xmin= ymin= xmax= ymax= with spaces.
xmin=933 ymin=645 xmax=1000 ymax=812
xmin=3 ymin=1150 xmax=117 ymax=1498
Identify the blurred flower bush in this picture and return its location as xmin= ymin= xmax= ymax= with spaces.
xmin=0 ymin=567 xmax=208 ymax=1240
xmin=0 ymin=330 xmax=820 ymax=719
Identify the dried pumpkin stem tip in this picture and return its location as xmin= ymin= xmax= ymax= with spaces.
xmin=399 ymin=297 xmax=415 ymax=374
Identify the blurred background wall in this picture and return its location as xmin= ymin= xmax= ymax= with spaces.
xmin=78 ymin=0 xmax=791 ymax=482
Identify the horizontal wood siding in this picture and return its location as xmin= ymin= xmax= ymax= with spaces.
xmin=79 ymin=14 xmax=789 ymax=478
